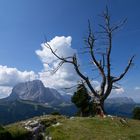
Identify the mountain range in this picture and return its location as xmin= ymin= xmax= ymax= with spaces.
xmin=105 ymin=97 xmax=136 ymax=117
xmin=0 ymin=80 xmax=77 ymax=124
xmin=0 ymin=80 xmax=139 ymax=124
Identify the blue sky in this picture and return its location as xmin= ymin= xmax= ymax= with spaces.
xmin=0 ymin=0 xmax=140 ymax=102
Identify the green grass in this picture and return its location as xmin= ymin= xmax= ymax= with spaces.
xmin=5 ymin=123 xmax=31 ymax=140
xmin=46 ymin=117 xmax=140 ymax=140
xmin=2 ymin=115 xmax=140 ymax=140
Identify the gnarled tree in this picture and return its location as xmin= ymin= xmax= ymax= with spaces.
xmin=43 ymin=8 xmax=134 ymax=114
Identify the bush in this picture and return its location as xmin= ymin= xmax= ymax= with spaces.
xmin=133 ymin=107 xmax=140 ymax=120
xmin=40 ymin=118 xmax=57 ymax=127
xmin=71 ymin=84 xmax=91 ymax=116
xmin=51 ymin=111 xmax=61 ymax=116
xmin=0 ymin=125 xmax=13 ymax=140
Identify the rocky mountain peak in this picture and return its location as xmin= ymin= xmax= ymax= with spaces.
xmin=9 ymin=80 xmax=65 ymax=105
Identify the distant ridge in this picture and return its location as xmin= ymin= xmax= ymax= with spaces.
xmin=105 ymin=97 xmax=136 ymax=117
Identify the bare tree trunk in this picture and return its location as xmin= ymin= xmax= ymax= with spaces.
xmin=100 ymin=100 xmax=106 ymax=115
xmin=93 ymin=99 xmax=106 ymax=116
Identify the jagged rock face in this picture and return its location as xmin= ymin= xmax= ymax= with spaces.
xmin=9 ymin=80 xmax=64 ymax=105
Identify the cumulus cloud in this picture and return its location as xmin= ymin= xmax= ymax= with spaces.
xmin=36 ymin=36 xmax=79 ymax=91
xmin=0 ymin=36 xmax=126 ymax=98
xmin=36 ymin=36 xmax=74 ymax=63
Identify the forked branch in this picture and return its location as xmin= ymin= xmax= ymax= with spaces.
xmin=44 ymin=42 xmax=98 ymax=97
xmin=112 ymin=56 xmax=135 ymax=82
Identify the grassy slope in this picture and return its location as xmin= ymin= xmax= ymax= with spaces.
xmin=47 ymin=117 xmax=140 ymax=140
xmin=3 ymin=116 xmax=140 ymax=140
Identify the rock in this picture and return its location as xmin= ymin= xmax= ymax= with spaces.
xmin=22 ymin=117 xmax=61 ymax=139
xmin=70 ymin=117 xmax=75 ymax=120
xmin=45 ymin=136 xmax=52 ymax=140
xmin=24 ymin=120 xmax=32 ymax=126
xmin=29 ymin=120 xmax=39 ymax=128
xmin=107 ymin=115 xmax=114 ymax=120
xmin=24 ymin=126 xmax=32 ymax=131
xmin=52 ymin=122 xmax=61 ymax=127
xmin=107 ymin=115 xmax=112 ymax=117
xmin=32 ymin=124 xmax=44 ymax=134
xmin=119 ymin=118 xmax=129 ymax=126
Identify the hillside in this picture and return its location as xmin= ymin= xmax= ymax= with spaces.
xmin=0 ymin=99 xmax=55 ymax=125
xmin=1 ymin=115 xmax=140 ymax=140
xmin=0 ymin=99 xmax=77 ymax=125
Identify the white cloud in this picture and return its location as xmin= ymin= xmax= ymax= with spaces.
xmin=134 ymin=86 xmax=140 ymax=90
xmin=0 ymin=65 xmax=37 ymax=86
xmin=36 ymin=36 xmax=79 ymax=91
xmin=113 ymin=87 xmax=124 ymax=94
xmin=91 ymin=81 xmax=124 ymax=95
xmin=0 ymin=36 xmax=126 ymax=98
xmin=36 ymin=36 xmax=74 ymax=64
xmin=90 ymin=80 xmax=100 ymax=91
xmin=0 ymin=86 xmax=12 ymax=98
xmin=0 ymin=65 xmax=37 ymax=97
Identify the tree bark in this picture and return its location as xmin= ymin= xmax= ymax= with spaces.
xmin=93 ymin=99 xmax=106 ymax=116
xmin=100 ymin=100 xmax=106 ymax=115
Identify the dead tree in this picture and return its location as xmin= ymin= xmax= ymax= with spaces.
xmin=43 ymin=7 xmax=134 ymax=114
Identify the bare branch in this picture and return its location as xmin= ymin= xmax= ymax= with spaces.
xmin=112 ymin=85 xmax=121 ymax=89
xmin=44 ymin=42 xmax=73 ymax=64
xmin=102 ymin=54 xmax=105 ymax=69
xmin=112 ymin=56 xmax=135 ymax=82
xmin=102 ymin=81 xmax=113 ymax=101
xmin=111 ymin=18 xmax=127 ymax=32
xmin=86 ymin=21 xmax=107 ymax=95
xmin=72 ymin=54 xmax=98 ymax=97
xmin=78 ymin=50 xmax=90 ymax=54
xmin=44 ymin=42 xmax=99 ymax=97
xmin=98 ymin=24 xmax=108 ymax=32
xmin=51 ymin=60 xmax=64 ymax=74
